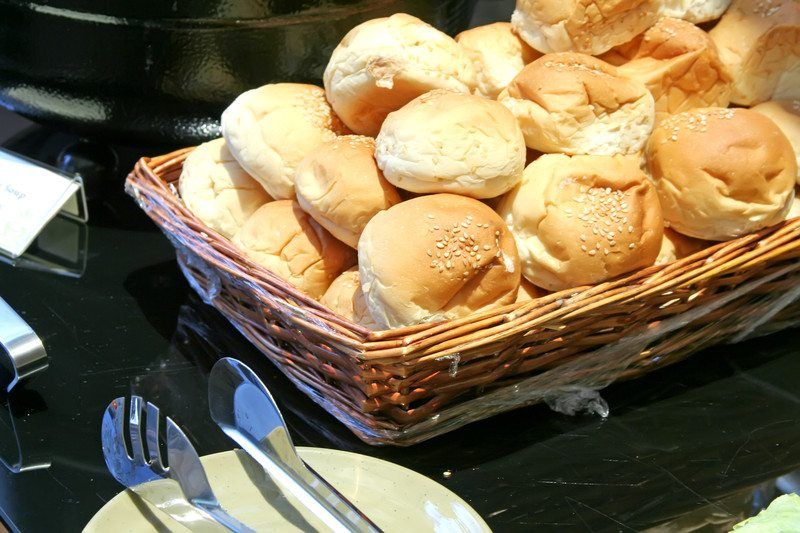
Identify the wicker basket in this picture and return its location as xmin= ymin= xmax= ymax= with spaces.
xmin=127 ymin=148 xmax=800 ymax=445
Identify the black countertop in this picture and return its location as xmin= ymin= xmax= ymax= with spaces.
xmin=1 ymin=107 xmax=800 ymax=532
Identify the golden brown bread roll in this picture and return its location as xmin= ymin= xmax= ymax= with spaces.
xmin=658 ymin=0 xmax=731 ymax=23
xmin=319 ymin=267 xmax=380 ymax=330
xmin=497 ymin=153 xmax=663 ymax=291
xmin=323 ymin=13 xmax=475 ymax=137
xmin=358 ymin=194 xmax=521 ymax=328
xmin=294 ymin=136 xmax=402 ymax=249
xmin=179 ymin=138 xmax=271 ymax=239
xmin=750 ymin=100 xmax=800 ymax=183
xmin=498 ymin=53 xmax=655 ymax=155
xmin=515 ymin=279 xmax=545 ymax=303
xmin=232 ymin=200 xmax=356 ymax=299
xmin=646 ymin=108 xmax=796 ymax=240
xmin=655 ymin=228 xmax=708 ymax=265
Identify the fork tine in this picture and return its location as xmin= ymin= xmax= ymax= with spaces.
xmin=145 ymin=401 xmax=166 ymax=474
xmin=128 ymin=395 xmax=146 ymax=464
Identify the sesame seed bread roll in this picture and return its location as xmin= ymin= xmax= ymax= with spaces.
xmin=221 ymin=83 xmax=349 ymax=200
xmin=655 ymin=228 xmax=708 ymax=265
xmin=605 ymin=18 xmax=732 ymax=118
xmin=375 ymin=90 xmax=526 ymax=199
xmin=658 ymin=0 xmax=731 ymax=23
xmin=510 ymin=0 xmax=660 ymax=56
xmin=319 ymin=268 xmax=381 ymax=330
xmin=323 ymin=13 xmax=476 ymax=137
xmin=646 ymin=108 xmax=796 ymax=241
xmin=497 ymin=154 xmax=663 ymax=292
xmin=751 ymin=100 xmax=800 ymax=182
xmin=455 ymin=22 xmax=541 ymax=99
xmin=498 ymin=53 xmax=655 ymax=155
xmin=710 ymin=0 xmax=800 ymax=105
xmin=178 ymin=138 xmax=272 ymax=239
xmin=232 ymin=200 xmax=356 ymax=300
xmin=358 ymin=194 xmax=521 ymax=328
xmin=295 ymin=136 xmax=402 ymax=249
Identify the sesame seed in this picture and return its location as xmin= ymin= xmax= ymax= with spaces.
xmin=433 ymin=225 xmax=440 ymax=230
xmin=446 ymin=260 xmax=452 ymax=268
xmin=629 ymin=243 xmax=636 ymax=249
xmin=427 ymin=214 xmax=435 ymax=219
xmin=436 ymin=243 xmax=444 ymax=249
xmin=444 ymin=251 xmax=450 ymax=258
xmin=426 ymin=250 xmax=432 ymax=257
xmin=581 ymin=245 xmax=587 ymax=252
xmin=588 ymin=250 xmax=597 ymax=256
xmin=483 ymin=244 xmax=491 ymax=251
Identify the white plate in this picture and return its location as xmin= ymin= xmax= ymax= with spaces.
xmin=85 ymin=447 xmax=490 ymax=532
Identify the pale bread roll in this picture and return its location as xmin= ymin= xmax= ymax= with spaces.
xmin=515 ymin=279 xmax=545 ymax=303
xmin=221 ymin=83 xmax=348 ymax=200
xmin=179 ymin=138 xmax=271 ymax=239
xmin=646 ymin=108 xmax=796 ymax=240
xmin=658 ymin=0 xmax=731 ymax=23
xmin=498 ymin=53 xmax=655 ymax=155
xmin=375 ymin=90 xmax=526 ymax=199
xmin=319 ymin=268 xmax=381 ymax=330
xmin=497 ymin=153 xmax=663 ymax=291
xmin=455 ymin=22 xmax=541 ymax=99
xmin=323 ymin=13 xmax=475 ymax=136
xmin=359 ymin=194 xmax=521 ymax=328
xmin=710 ymin=0 xmax=800 ymax=105
xmin=295 ymin=136 xmax=402 ymax=249
xmin=788 ymin=190 xmax=800 ymax=219
xmin=511 ymin=0 xmax=660 ymax=56
xmin=606 ymin=18 xmax=732 ymax=118
xmin=655 ymin=228 xmax=708 ymax=265
xmin=751 ymin=100 xmax=800 ymax=182
xmin=232 ymin=200 xmax=356 ymax=299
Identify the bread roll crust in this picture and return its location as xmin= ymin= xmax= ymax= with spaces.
xmin=375 ymin=90 xmax=526 ymax=199
xmin=658 ymin=0 xmax=731 ymax=23
xmin=179 ymin=138 xmax=271 ymax=239
xmin=323 ymin=13 xmax=476 ymax=136
xmin=499 ymin=53 xmax=655 ymax=155
xmin=295 ymin=136 xmax=402 ymax=248
xmin=751 ymin=100 xmax=800 ymax=183
xmin=232 ymin=200 xmax=356 ymax=299
xmin=320 ymin=267 xmax=381 ymax=330
xmin=221 ymin=83 xmax=348 ymax=200
xmin=646 ymin=108 xmax=797 ymax=240
xmin=655 ymin=228 xmax=707 ymax=265
xmin=359 ymin=194 xmax=520 ymax=328
xmin=497 ymin=153 xmax=663 ymax=291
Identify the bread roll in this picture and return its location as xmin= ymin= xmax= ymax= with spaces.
xmin=375 ymin=90 xmax=526 ymax=199
xmin=323 ymin=13 xmax=475 ymax=137
xmin=498 ymin=53 xmax=655 ymax=155
xmin=179 ymin=138 xmax=271 ymax=239
xmin=788 ymin=190 xmax=800 ymax=219
xmin=359 ymin=194 xmax=521 ymax=328
xmin=497 ymin=153 xmax=663 ymax=291
xmin=606 ymin=18 xmax=732 ymax=117
xmin=751 ymin=100 xmax=800 ymax=182
xmin=232 ymin=200 xmax=356 ymax=299
xmin=295 ymin=136 xmax=402 ymax=249
xmin=516 ymin=279 xmax=545 ymax=303
xmin=658 ymin=0 xmax=731 ymax=23
xmin=511 ymin=0 xmax=660 ymax=56
xmin=221 ymin=83 xmax=348 ymax=200
xmin=646 ymin=108 xmax=796 ymax=240
xmin=710 ymin=0 xmax=800 ymax=105
xmin=655 ymin=228 xmax=707 ymax=265
xmin=455 ymin=22 xmax=541 ymax=99
xmin=319 ymin=268 xmax=380 ymax=330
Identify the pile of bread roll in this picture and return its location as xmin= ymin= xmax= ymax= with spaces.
xmin=178 ymin=0 xmax=800 ymax=331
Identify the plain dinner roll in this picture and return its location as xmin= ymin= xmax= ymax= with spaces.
xmin=751 ymin=100 xmax=800 ymax=182
xmin=221 ymin=83 xmax=348 ymax=200
xmin=498 ymin=53 xmax=655 ymax=155
xmin=789 ymin=191 xmax=800 ymax=219
xmin=232 ymin=200 xmax=356 ymax=300
xmin=455 ymin=22 xmax=541 ymax=99
xmin=375 ymin=90 xmax=526 ymax=199
xmin=655 ymin=228 xmax=707 ymax=265
xmin=295 ymin=136 xmax=402 ymax=248
xmin=497 ymin=153 xmax=663 ymax=292
xmin=511 ymin=0 xmax=660 ymax=55
xmin=179 ymin=138 xmax=271 ymax=239
xmin=323 ymin=13 xmax=475 ymax=137
xmin=710 ymin=0 xmax=800 ymax=105
xmin=658 ymin=0 xmax=731 ymax=23
xmin=606 ymin=18 xmax=732 ymax=117
xmin=359 ymin=194 xmax=521 ymax=328
xmin=320 ymin=268 xmax=380 ymax=330
xmin=515 ymin=279 xmax=544 ymax=303
xmin=646 ymin=108 xmax=796 ymax=240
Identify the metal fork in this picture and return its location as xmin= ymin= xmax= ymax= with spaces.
xmin=101 ymin=396 xmax=254 ymax=532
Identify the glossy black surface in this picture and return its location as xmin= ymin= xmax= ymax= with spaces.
xmin=0 ymin=0 xmax=476 ymax=144
xmin=1 ymin=110 xmax=800 ymax=532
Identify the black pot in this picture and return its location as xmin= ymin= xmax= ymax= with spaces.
xmin=0 ymin=0 xmax=477 ymax=145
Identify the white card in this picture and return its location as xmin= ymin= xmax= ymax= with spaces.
xmin=0 ymin=149 xmax=85 ymax=258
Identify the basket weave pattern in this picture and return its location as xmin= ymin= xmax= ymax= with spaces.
xmin=127 ymin=148 xmax=800 ymax=445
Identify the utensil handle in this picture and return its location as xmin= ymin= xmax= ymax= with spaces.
xmin=198 ymin=504 xmax=256 ymax=533
xmin=0 ymin=296 xmax=48 ymax=392
xmin=302 ymin=461 xmax=383 ymax=533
